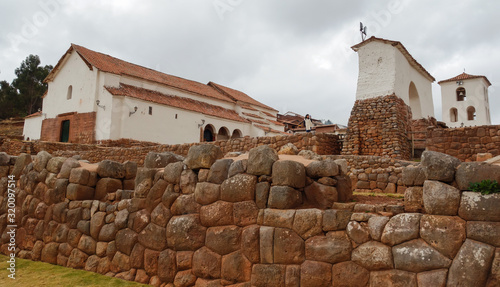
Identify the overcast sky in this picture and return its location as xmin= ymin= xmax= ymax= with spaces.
xmin=1 ymin=0 xmax=499 ymax=125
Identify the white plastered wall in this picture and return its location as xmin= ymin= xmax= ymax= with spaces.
xmin=23 ymin=115 xmax=43 ymax=140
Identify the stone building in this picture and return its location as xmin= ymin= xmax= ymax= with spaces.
xmin=23 ymin=44 xmax=284 ymax=144
xmin=438 ymin=72 xmax=492 ymax=127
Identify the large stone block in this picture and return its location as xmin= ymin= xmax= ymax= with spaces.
xmin=46 ymin=156 xmax=66 ymax=174
xmin=208 ymin=158 xmax=233 ymax=184
xmin=41 ymin=242 xmax=59 ymax=264
xmin=194 ymin=182 xmax=220 ymax=205
xmin=272 ymin=160 xmax=306 ymax=188
xmin=158 ymin=249 xmax=177 ymax=283
xmin=459 ymin=192 xmax=500 ymax=221
xmin=179 ymin=169 xmax=197 ymax=194
xmin=185 ymin=144 xmax=223 ymax=170
xmin=193 ymin=246 xmax=222 ymax=279
xmin=200 ymin=201 xmax=233 ymax=226
xmin=95 ymin=178 xmax=122 ymax=200
xmin=34 ymin=151 xmax=52 ymax=172
xmin=420 ymin=215 xmax=466 ymax=259
xmin=447 ymin=239 xmax=496 ymax=287
xmin=247 ymin=145 xmax=279 ymax=176
xmin=274 ymin=228 xmax=305 ymax=264
xmin=455 ymin=162 xmax=500 ymax=191
xmin=97 ymin=160 xmax=125 ymax=179
xmin=228 ymin=159 xmax=247 ymax=178
xmin=221 ymin=251 xmax=252 ymax=283
xmin=251 ymin=264 xmax=286 ymax=287
xmin=306 ymin=159 xmax=339 ymax=178
xmin=487 ymin=249 xmax=500 ymax=287
xmin=144 ymin=151 xmax=182 ymax=168
xmin=305 ymin=231 xmax=351 ymax=264
xmin=167 ymin=215 xmax=206 ymax=251
xmin=420 ymin=151 xmax=460 ymax=183
xmin=220 ymin=174 xmax=257 ymax=202
xmin=98 ymin=223 xmax=118 ymax=242
xmin=381 ymin=213 xmax=422 ymax=246
xmin=115 ymin=228 xmax=138 ymax=255
xmin=467 ymin=221 xmax=500 ymax=247
xmin=233 ymin=201 xmax=259 ymax=227
xmin=323 ymin=209 xmax=352 ymax=231
xmin=206 ymin=225 xmax=241 ymax=255
xmin=401 ymin=165 xmax=425 ymax=186
xmin=241 ymin=225 xmax=260 ymax=264
xmin=368 ymin=216 xmax=390 ymax=242
xmin=369 ymin=270 xmax=417 ymax=287
xmin=78 ymin=234 xmax=96 ymax=255
xmin=300 ymin=260 xmax=332 ymax=287
xmin=304 ymin=181 xmax=338 ymax=209
xmin=263 ymin=209 xmax=295 ymax=229
xmin=69 ymin=167 xmax=90 ymax=185
xmin=351 ymin=241 xmax=393 ymax=271
xmin=392 ymin=239 xmax=451 ymax=272
xmin=151 ymin=203 xmax=171 ymax=227
xmin=163 ymin=161 xmax=185 ymax=184
xmin=422 ymin=180 xmax=460 ymax=216
xmin=347 ymin=221 xmax=370 ymax=245
xmin=268 ymin=186 xmax=303 ymax=209
xmin=58 ymin=157 xmax=81 ymax=179
xmin=260 ymin=226 xmax=274 ymax=264
xmin=331 ymin=261 xmax=369 ymax=287
xmin=293 ymin=209 xmax=323 ymax=240
xmin=66 ymin=183 xmax=94 ymax=200
xmin=171 ymin=194 xmax=200 ymax=215
xmin=67 ymin=248 xmax=89 ymax=269
xmin=335 ymin=174 xmax=353 ymax=202
xmin=404 ymin=186 xmax=423 ymax=213
xmin=138 ymin=223 xmax=167 ymax=251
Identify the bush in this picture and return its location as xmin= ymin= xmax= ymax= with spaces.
xmin=469 ymin=180 xmax=500 ymax=195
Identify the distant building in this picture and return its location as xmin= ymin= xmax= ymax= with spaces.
xmin=351 ymin=37 xmax=435 ymax=119
xmin=438 ymin=72 xmax=492 ymax=127
xmin=277 ymin=111 xmax=346 ymax=136
xmin=23 ymin=44 xmax=284 ymax=144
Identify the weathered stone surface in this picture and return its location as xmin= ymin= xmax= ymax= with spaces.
xmin=130 ymin=243 xmax=145 ymax=269
xmin=285 ymin=264 xmax=300 ymax=287
xmin=467 ymin=221 xmax=500 ymax=247
xmin=221 ymin=175 xmax=259 ymax=206
xmin=207 ymin=158 xmax=233 ymax=184
xmin=247 ymin=145 xmax=279 ymax=176
xmin=128 ymin=209 xmax=150 ymax=233
xmin=381 ymin=213 xmax=422 ymax=246
xmin=447 ymin=239 xmax=495 ymax=287
xmin=171 ymin=194 xmax=200 ymax=215
xmin=420 ymin=215 xmax=466 ymax=259
xmin=268 ymin=186 xmax=302 ymax=209
xmin=145 ymin=151 xmax=181 ymax=168
xmin=122 ymin=160 xmax=137 ymax=180
xmin=221 ymin=251 xmax=252 ymax=283
xmin=185 ymin=144 xmax=223 ymax=169
xmin=90 ymin=211 xmax=106 ymax=239
xmin=151 ymin=203 xmax=171 ymax=227
xmin=0 ymin=152 xmax=11 ymax=166
xmin=110 ymin=251 xmax=130 ymax=273
xmin=144 ymin=249 xmax=159 ymax=276
xmin=228 ymin=159 xmax=247 ymax=178
xmin=135 ymin=167 xmax=156 ymax=189
xmin=58 ymin=157 xmax=81 ymax=178
xmin=393 ymin=239 xmax=451 ymax=272
xmin=97 ymin=160 xmax=125 ymax=179
xmin=69 ymin=167 xmax=90 ymax=185
xmin=67 ymin=248 xmax=89 ymax=269
xmin=417 ymin=269 xmax=447 ymax=287
xmin=174 ymin=270 xmax=197 ymax=287
xmin=306 ymin=159 xmax=339 ymax=178
xmin=46 ymin=156 xmax=66 ymax=174
xmin=66 ymin=183 xmax=94 ymax=200
xmin=241 ymin=225 xmax=260 ymax=264
xmin=206 ymin=225 xmax=241 ymax=255
xmin=176 ymin=251 xmax=193 ymax=271
xmin=41 ymin=242 xmax=59 ymax=264
xmin=323 ymin=209 xmax=352 ymax=231
xmin=251 ymin=264 xmax=286 ymax=287
xmin=255 ymin=182 xmax=270 ymax=209
xmin=300 ymin=260 xmax=332 ymax=287
xmin=99 ymin=223 xmax=118 ymax=242
xmin=194 ymin=182 xmax=220 ymax=205
xmin=274 ymin=228 xmax=305 ymax=264
xmin=459 ymin=192 xmax=500 ymax=221
xmin=163 ymin=161 xmax=184 ymax=184
xmin=233 ymin=201 xmax=258 ymax=226
xmin=158 ymin=249 xmax=177 ymax=283
xmin=32 ymin=151 xmax=51 ymax=172
xmin=487 ymin=248 xmax=500 ymax=287
xmin=368 ymin=216 xmax=390 ymax=242
xmin=138 ymin=223 xmax=167 ymax=251
xmin=335 ymin=174 xmax=353 ymax=202
xmin=351 ymin=241 xmax=393 ymax=271
xmin=304 ymin=181 xmax=338 ymax=209
xmin=331 ymin=261 xmax=369 ymax=287
xmin=200 ymin=201 xmax=233 ymax=226
xmin=167 ymin=215 xmax=206 ymax=251
xmin=115 ymin=228 xmax=138 ymax=255
xmin=278 ymin=142 xmax=299 ymax=155
xmin=263 ymin=209 xmax=295 ymax=229
xmin=193 ymin=246 xmax=222 ymax=279
xmin=78 ymin=234 xmax=97 ymax=255
xmin=455 ymin=162 xmax=500 ymax=191
xmin=420 ymin=151 xmax=460 ymax=183
xmin=401 ymin=165 xmax=425 ymax=186
xmin=404 ymin=186 xmax=423 ymax=213
xmin=85 ymin=255 xmax=100 ymax=272
xmin=347 ymin=221 xmax=371 ymax=245
xmin=292 ymin=209 xmax=323 ymax=240
xmin=178 ymin=169 xmax=196 ymax=195
xmin=272 ymin=160 xmax=306 ymax=188
xmin=66 ymin=208 xmax=82 ymax=229
xmin=305 ymin=231 xmax=351 ymax=264
xmin=422 ymin=180 xmax=460 ymax=216
xmin=370 ymin=270 xmax=417 ymax=287
xmin=95 ymin=178 xmax=122 ymax=200
xmin=260 ymin=226 xmax=274 ymax=264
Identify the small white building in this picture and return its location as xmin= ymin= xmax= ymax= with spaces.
xmin=23 ymin=44 xmax=284 ymax=144
xmin=438 ymin=72 xmax=492 ymax=128
xmin=351 ymin=37 xmax=435 ymax=119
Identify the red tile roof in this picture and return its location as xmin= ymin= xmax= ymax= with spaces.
xmin=242 ymin=112 xmax=264 ymax=119
xmin=238 ymin=103 xmax=258 ymax=111
xmin=247 ymin=118 xmax=269 ymax=125
xmin=25 ymin=111 xmax=42 ymax=119
xmin=438 ymin=72 xmax=491 ymax=86
xmin=351 ymin=36 xmax=435 ymax=82
xmin=267 ymin=119 xmax=285 ymax=126
xmin=208 ymin=82 xmax=278 ymax=112
xmin=261 ymin=111 xmax=276 ymax=118
xmin=105 ymin=84 xmax=249 ymax=123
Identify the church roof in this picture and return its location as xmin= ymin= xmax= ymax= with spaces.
xmin=45 ymin=44 xmax=276 ymax=109
xmin=438 ymin=72 xmax=491 ymax=86
xmin=351 ymin=36 xmax=435 ymax=82
xmin=105 ymin=84 xmax=250 ymax=123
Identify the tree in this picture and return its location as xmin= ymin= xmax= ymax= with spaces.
xmin=0 ymin=81 xmax=20 ymax=119
xmin=11 ymin=55 xmax=52 ymax=116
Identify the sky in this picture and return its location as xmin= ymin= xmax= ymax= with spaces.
xmin=1 ymin=0 xmax=499 ymax=125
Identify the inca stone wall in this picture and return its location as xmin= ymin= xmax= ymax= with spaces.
xmin=342 ymin=94 xmax=413 ymax=160
xmin=0 ymin=132 xmax=340 ymax=165
xmin=1 ymin=146 xmax=500 ymax=286
xmin=426 ymin=125 xmax=500 ymax=162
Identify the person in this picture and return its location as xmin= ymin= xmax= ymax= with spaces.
xmin=304 ymin=114 xmax=313 ymax=132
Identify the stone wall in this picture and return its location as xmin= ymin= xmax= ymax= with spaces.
xmin=342 ymin=94 xmax=413 ymax=160
xmin=1 ymin=147 xmax=499 ymax=286
xmin=0 ymin=133 xmax=339 ymax=166
xmin=426 ymin=125 xmax=500 ymax=162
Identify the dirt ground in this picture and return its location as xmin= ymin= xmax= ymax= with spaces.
xmin=352 ymin=194 xmax=403 ymax=205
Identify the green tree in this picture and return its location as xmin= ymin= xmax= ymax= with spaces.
xmin=0 ymin=80 xmax=20 ymax=119
xmin=11 ymin=55 xmax=53 ymax=116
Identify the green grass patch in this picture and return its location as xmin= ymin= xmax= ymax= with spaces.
xmin=0 ymin=254 xmax=147 ymax=287
xmin=469 ymin=180 xmax=500 ymax=195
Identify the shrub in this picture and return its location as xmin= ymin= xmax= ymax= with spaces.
xmin=469 ymin=180 xmax=500 ymax=195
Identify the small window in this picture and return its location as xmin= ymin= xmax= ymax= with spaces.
xmin=175 ymin=114 xmax=178 ymax=119
xmin=149 ymin=106 xmax=152 ymax=115
xmin=450 ymin=108 xmax=458 ymax=122
xmin=456 ymin=87 xmax=466 ymax=101
xmin=67 ymin=85 xmax=72 ymax=100
xmin=467 ymin=106 xmax=476 ymax=121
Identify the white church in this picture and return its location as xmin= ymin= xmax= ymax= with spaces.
xmin=23 ymin=44 xmax=285 ymax=144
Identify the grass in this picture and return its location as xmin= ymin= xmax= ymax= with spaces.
xmin=0 ymin=254 xmax=148 ymax=287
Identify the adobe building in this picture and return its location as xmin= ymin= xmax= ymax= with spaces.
xmin=23 ymin=44 xmax=284 ymax=144
xmin=439 ymin=72 xmax=492 ymax=128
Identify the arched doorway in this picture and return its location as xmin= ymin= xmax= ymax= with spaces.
xmin=450 ymin=108 xmax=458 ymax=123
xmin=231 ymin=129 xmax=242 ymax=139
xmin=409 ymin=82 xmax=422 ymax=119
xmin=467 ymin=106 xmax=476 ymax=121
xmin=218 ymin=127 xmax=230 ymax=140
xmin=203 ymin=124 xmax=215 ymax=142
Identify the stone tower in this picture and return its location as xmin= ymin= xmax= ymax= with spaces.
xmin=438 ymin=72 xmax=492 ymax=128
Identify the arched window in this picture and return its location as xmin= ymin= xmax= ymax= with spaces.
xmin=467 ymin=106 xmax=476 ymax=121
xmin=450 ymin=108 xmax=458 ymax=122
xmin=218 ymin=127 xmax=230 ymax=140
xmin=203 ymin=124 xmax=215 ymax=142
xmin=456 ymin=87 xmax=466 ymax=101
xmin=67 ymin=85 xmax=72 ymax=100
xmin=408 ymin=82 xmax=422 ymax=119
xmin=231 ymin=129 xmax=242 ymax=139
